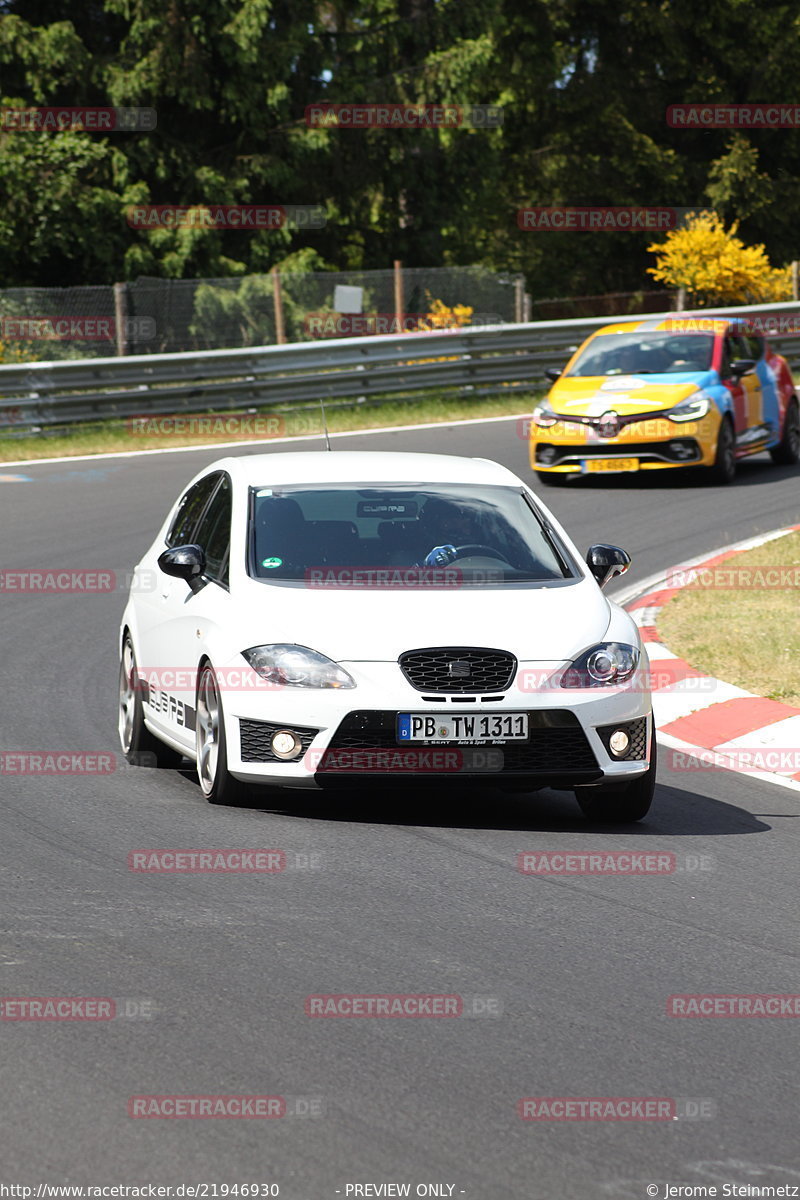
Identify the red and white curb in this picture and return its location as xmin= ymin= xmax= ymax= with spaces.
xmin=613 ymin=525 xmax=800 ymax=794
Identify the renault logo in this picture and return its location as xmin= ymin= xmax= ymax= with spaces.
xmin=598 ymin=410 xmax=621 ymax=439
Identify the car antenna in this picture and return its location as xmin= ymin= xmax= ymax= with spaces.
xmin=319 ymin=400 xmax=332 ymax=451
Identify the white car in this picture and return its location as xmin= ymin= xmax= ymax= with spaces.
xmin=118 ymin=450 xmax=655 ymax=822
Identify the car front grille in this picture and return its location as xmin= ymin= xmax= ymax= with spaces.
xmin=317 ymin=710 xmax=600 ymax=778
xmin=399 ymin=647 xmax=517 ymax=694
xmin=240 ymin=719 xmax=320 ymax=763
xmin=536 ymin=439 xmax=701 ymax=465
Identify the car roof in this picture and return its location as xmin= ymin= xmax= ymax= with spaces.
xmin=589 ymin=317 xmax=729 ymax=337
xmin=207 ymin=450 xmax=522 ymax=488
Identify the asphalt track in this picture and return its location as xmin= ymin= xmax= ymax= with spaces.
xmin=2 ymin=416 xmax=800 ymax=1199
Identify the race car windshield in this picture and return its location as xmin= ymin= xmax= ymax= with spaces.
xmin=566 ymin=332 xmax=715 ymax=377
xmin=248 ymin=484 xmax=575 ymax=585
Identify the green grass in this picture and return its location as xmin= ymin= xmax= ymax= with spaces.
xmin=0 ymin=390 xmax=541 ymax=463
xmin=657 ymin=530 xmax=800 ymax=706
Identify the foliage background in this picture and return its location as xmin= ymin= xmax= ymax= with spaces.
xmin=2 ymin=0 xmax=799 ymax=299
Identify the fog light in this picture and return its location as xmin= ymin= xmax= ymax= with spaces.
xmin=271 ymin=730 xmax=302 ymax=760
xmin=609 ymin=729 xmax=630 ymax=757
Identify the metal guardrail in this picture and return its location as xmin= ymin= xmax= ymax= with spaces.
xmin=2 ymin=301 xmax=800 ymax=432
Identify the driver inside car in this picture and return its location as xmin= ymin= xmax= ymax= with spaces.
xmin=415 ymin=497 xmax=481 ymax=566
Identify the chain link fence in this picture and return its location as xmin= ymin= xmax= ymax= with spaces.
xmin=0 ymin=266 xmax=527 ymax=361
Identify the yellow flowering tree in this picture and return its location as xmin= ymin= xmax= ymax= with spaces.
xmin=647 ymin=212 xmax=793 ymax=307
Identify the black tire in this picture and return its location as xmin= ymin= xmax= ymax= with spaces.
xmin=707 ymin=416 xmax=736 ymax=485
xmin=770 ymin=398 xmax=800 ymax=465
xmin=118 ymin=633 xmax=183 ymax=768
xmin=195 ymin=662 xmax=250 ymax=806
xmin=575 ymin=738 xmax=657 ymax=824
xmin=535 ymin=470 xmax=569 ymax=487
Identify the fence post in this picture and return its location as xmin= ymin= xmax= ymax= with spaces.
xmin=515 ymin=278 xmax=524 ymax=323
xmin=792 ymin=261 xmax=798 ymax=302
xmin=113 ymin=282 xmax=129 ymax=356
xmin=272 ymin=268 xmax=286 ymax=344
xmin=394 ymin=260 xmax=404 ymax=325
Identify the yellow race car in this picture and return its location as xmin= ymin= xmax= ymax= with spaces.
xmin=529 ymin=317 xmax=800 ymax=485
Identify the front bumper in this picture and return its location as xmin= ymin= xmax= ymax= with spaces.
xmin=221 ymin=661 xmax=653 ymax=789
xmin=529 ymin=412 xmax=719 ymax=473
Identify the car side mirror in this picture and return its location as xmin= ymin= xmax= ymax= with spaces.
xmin=544 ymin=367 xmax=563 ymax=382
xmin=158 ymin=544 xmax=206 ymax=591
xmin=729 ymin=358 xmax=756 ymax=379
xmin=586 ymin=544 xmax=631 ymax=589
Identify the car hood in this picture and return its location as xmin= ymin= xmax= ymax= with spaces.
xmin=548 ymin=371 xmax=715 ymax=416
xmin=235 ymin=573 xmax=612 ymax=661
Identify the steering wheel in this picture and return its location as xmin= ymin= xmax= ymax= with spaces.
xmin=450 ymin=543 xmax=511 ymax=563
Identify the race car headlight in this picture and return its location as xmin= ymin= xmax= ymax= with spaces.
xmin=532 ymin=401 xmax=559 ymax=428
xmin=561 ymin=642 xmax=639 ymax=687
xmin=668 ymin=391 xmax=711 ymax=422
xmin=242 ymin=644 xmax=356 ymax=689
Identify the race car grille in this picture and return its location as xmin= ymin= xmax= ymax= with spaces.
xmin=240 ymin=719 xmax=320 ymax=763
xmin=318 ymin=710 xmax=599 ymax=775
xmin=399 ymin=647 xmax=517 ymax=693
xmin=597 ymin=717 xmax=648 ymax=761
xmin=536 ymin=439 xmax=701 ymax=465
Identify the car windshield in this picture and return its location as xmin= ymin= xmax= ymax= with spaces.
xmin=566 ymin=332 xmax=715 ymax=377
xmin=247 ymin=484 xmax=573 ymax=585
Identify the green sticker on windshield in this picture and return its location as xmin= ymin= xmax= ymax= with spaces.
xmin=261 ymin=557 xmax=283 ymax=568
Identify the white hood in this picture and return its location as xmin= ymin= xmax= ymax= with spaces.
xmin=235 ymin=575 xmax=612 ymax=661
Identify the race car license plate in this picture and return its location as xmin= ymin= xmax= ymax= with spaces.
xmin=397 ymin=712 xmax=529 ymax=744
xmin=583 ymin=457 xmax=640 ymax=473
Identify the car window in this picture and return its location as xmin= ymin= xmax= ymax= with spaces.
xmin=566 ymin=332 xmax=714 ymax=376
xmin=248 ymin=484 xmax=575 ymax=585
xmin=166 ymin=472 xmax=221 ymax=547
xmin=744 ymin=334 xmax=763 ymax=361
xmin=193 ymin=474 xmax=232 ymax=583
xmin=726 ymin=334 xmax=751 ymax=363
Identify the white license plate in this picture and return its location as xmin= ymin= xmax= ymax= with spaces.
xmin=397 ymin=712 xmax=529 ymax=744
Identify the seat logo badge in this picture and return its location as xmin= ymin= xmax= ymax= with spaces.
xmin=449 ymin=660 xmax=471 ymax=677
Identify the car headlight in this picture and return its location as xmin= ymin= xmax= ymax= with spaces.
xmin=242 ymin=644 xmax=356 ymax=689
xmin=532 ymin=401 xmax=559 ymax=428
xmin=667 ymin=391 xmax=711 ymax=422
xmin=561 ymin=642 xmax=639 ymax=687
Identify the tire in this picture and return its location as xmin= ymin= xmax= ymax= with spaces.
xmin=707 ymin=416 xmax=736 ymax=485
xmin=770 ymin=398 xmax=800 ymax=466
xmin=195 ymin=662 xmax=249 ymax=806
xmin=118 ymin=633 xmax=183 ymax=768
xmin=535 ymin=470 xmax=569 ymax=487
xmin=575 ymin=738 xmax=657 ymax=824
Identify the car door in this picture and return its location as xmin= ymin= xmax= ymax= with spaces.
xmin=721 ymin=335 xmax=749 ymax=434
xmin=145 ymin=473 xmax=232 ymax=748
xmin=729 ymin=333 xmax=762 ymax=431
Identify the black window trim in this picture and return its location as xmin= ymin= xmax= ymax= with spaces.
xmin=165 ymin=470 xmax=223 ymax=549
xmin=195 ymin=472 xmax=233 ymax=591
